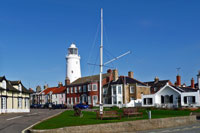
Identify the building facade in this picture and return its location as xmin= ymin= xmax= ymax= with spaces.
xmin=0 ymin=76 xmax=30 ymax=114
xmin=103 ymin=70 xmax=150 ymax=107
xmin=66 ymin=69 xmax=113 ymax=106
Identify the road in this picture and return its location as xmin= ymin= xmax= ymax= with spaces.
xmin=138 ymin=120 xmax=200 ymax=133
xmin=0 ymin=109 xmax=65 ymax=133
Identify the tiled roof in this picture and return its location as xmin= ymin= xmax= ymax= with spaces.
xmin=145 ymin=80 xmax=170 ymax=88
xmin=70 ymin=73 xmax=111 ymax=85
xmin=10 ymin=80 xmax=31 ymax=94
xmin=51 ymin=86 xmax=66 ymax=94
xmin=41 ymin=86 xmax=66 ymax=95
xmin=104 ymin=76 xmax=147 ymax=86
xmin=172 ymin=86 xmax=198 ymax=92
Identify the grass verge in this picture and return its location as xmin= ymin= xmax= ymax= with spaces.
xmin=32 ymin=108 xmax=194 ymax=130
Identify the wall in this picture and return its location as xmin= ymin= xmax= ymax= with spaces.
xmin=136 ymin=85 xmax=150 ymax=100
xmin=30 ymin=116 xmax=196 ymax=133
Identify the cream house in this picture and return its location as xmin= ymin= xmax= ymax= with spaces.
xmin=0 ymin=76 xmax=30 ymax=114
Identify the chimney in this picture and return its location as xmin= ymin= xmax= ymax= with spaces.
xmin=107 ymin=69 xmax=112 ymax=73
xmin=58 ymin=82 xmax=63 ymax=87
xmin=197 ymin=71 xmax=200 ymax=89
xmin=65 ymin=77 xmax=70 ymax=86
xmin=154 ymin=76 xmax=159 ymax=83
xmin=128 ymin=71 xmax=134 ymax=79
xmin=106 ymin=69 xmax=113 ymax=82
xmin=191 ymin=78 xmax=195 ymax=88
xmin=113 ymin=69 xmax=118 ymax=81
xmin=176 ymin=75 xmax=181 ymax=87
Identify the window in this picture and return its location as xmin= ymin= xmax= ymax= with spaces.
xmin=67 ymin=98 xmax=70 ymax=104
xmin=130 ymin=97 xmax=135 ymax=100
xmin=1 ymin=97 xmax=6 ymax=109
xmin=67 ymin=88 xmax=69 ymax=94
xmin=88 ymin=96 xmax=91 ymax=104
xmin=2 ymin=80 xmax=6 ymax=89
xmin=83 ymin=85 xmax=87 ymax=92
xmin=164 ymin=95 xmax=170 ymax=104
xmin=118 ymin=86 xmax=122 ymax=94
xmin=88 ymin=84 xmax=91 ymax=91
xmin=130 ymin=86 xmax=134 ymax=94
xmin=71 ymin=97 xmax=73 ymax=104
xmin=187 ymin=96 xmax=195 ymax=104
xmin=25 ymin=99 xmax=29 ymax=108
xmin=93 ymin=95 xmax=98 ymax=104
xmin=19 ymin=84 xmax=22 ymax=91
xmin=113 ymin=96 xmax=117 ymax=104
xmin=75 ymin=87 xmax=77 ymax=93
xmin=113 ymin=86 xmax=116 ymax=95
xmin=103 ymin=87 xmax=108 ymax=94
xmin=78 ymin=97 xmax=80 ymax=103
xmin=92 ymin=84 xmax=97 ymax=91
xmin=75 ymin=97 xmax=77 ymax=104
xmin=71 ymin=87 xmax=73 ymax=93
xmin=79 ymin=86 xmax=82 ymax=93
xmin=18 ymin=98 xmax=22 ymax=108
xmin=143 ymin=98 xmax=153 ymax=105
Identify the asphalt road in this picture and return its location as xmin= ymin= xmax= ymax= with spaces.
xmin=0 ymin=109 xmax=66 ymax=133
xmin=137 ymin=120 xmax=200 ymax=133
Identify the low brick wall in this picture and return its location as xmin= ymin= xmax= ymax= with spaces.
xmin=30 ymin=116 xmax=196 ymax=133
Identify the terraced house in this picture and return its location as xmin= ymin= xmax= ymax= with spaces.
xmin=0 ymin=76 xmax=30 ymax=114
xmin=65 ymin=69 xmax=113 ymax=106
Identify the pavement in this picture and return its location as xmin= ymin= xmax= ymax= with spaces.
xmin=0 ymin=109 xmax=66 ymax=133
xmin=137 ymin=120 xmax=200 ymax=133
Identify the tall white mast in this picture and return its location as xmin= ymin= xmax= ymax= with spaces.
xmin=99 ymin=8 xmax=103 ymax=106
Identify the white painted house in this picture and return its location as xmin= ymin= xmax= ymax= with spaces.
xmin=142 ymin=83 xmax=200 ymax=108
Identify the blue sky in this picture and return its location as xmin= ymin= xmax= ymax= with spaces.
xmin=0 ymin=0 xmax=200 ymax=90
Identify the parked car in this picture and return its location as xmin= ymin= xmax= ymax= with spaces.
xmin=30 ymin=104 xmax=42 ymax=109
xmin=54 ymin=104 xmax=67 ymax=109
xmin=73 ymin=104 xmax=89 ymax=109
xmin=43 ymin=103 xmax=56 ymax=109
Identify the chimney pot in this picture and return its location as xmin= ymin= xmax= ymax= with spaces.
xmin=154 ymin=76 xmax=159 ymax=83
xmin=65 ymin=77 xmax=70 ymax=86
xmin=128 ymin=71 xmax=134 ymax=79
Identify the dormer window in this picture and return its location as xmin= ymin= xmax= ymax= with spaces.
xmin=19 ymin=84 xmax=22 ymax=91
xmin=2 ymin=80 xmax=6 ymax=89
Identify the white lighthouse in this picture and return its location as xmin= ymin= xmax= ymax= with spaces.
xmin=66 ymin=43 xmax=81 ymax=83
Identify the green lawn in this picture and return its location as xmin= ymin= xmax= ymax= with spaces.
xmin=32 ymin=108 xmax=195 ymax=130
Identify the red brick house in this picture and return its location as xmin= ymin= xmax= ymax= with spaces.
xmin=65 ymin=69 xmax=113 ymax=106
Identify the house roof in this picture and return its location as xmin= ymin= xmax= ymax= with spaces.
xmin=104 ymin=76 xmax=147 ymax=86
xmin=69 ymin=73 xmax=111 ymax=86
xmin=0 ymin=76 xmax=6 ymax=82
xmin=51 ymin=86 xmax=66 ymax=94
xmin=10 ymin=80 xmax=31 ymax=94
xmin=145 ymin=80 xmax=170 ymax=88
xmin=41 ymin=86 xmax=66 ymax=95
xmin=6 ymin=81 xmax=20 ymax=92
xmin=172 ymin=86 xmax=198 ymax=92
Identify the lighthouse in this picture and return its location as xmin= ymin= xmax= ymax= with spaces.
xmin=66 ymin=43 xmax=81 ymax=83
